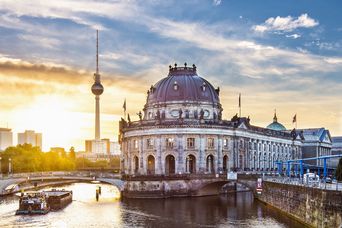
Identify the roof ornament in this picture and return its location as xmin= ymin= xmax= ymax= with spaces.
xmin=184 ymin=62 xmax=187 ymax=69
xmin=192 ymin=64 xmax=196 ymax=71
xmin=273 ymin=109 xmax=278 ymax=123
xmin=215 ymin=87 xmax=220 ymax=95
xmin=174 ymin=63 xmax=177 ymax=68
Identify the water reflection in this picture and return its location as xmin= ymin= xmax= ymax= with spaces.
xmin=0 ymin=183 xmax=303 ymax=228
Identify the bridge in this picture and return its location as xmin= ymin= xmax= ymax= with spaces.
xmin=0 ymin=171 xmax=124 ymax=196
xmin=275 ymin=154 xmax=342 ymax=180
xmin=121 ymin=173 xmax=258 ymax=198
xmin=0 ymin=171 xmax=259 ymax=197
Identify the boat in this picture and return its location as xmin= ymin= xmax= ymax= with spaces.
xmin=44 ymin=189 xmax=73 ymax=210
xmin=15 ymin=192 xmax=50 ymax=215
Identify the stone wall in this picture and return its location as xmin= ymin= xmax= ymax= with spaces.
xmin=258 ymin=181 xmax=342 ymax=228
xmin=122 ymin=178 xmax=232 ymax=198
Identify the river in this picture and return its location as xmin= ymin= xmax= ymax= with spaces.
xmin=0 ymin=182 xmax=303 ymax=227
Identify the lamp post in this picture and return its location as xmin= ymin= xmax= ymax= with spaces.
xmin=8 ymin=158 xmax=12 ymax=176
xmin=0 ymin=157 xmax=2 ymax=178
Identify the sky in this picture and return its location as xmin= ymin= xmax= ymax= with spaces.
xmin=0 ymin=0 xmax=341 ymax=151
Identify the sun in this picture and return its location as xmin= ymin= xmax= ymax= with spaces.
xmin=11 ymin=95 xmax=86 ymax=151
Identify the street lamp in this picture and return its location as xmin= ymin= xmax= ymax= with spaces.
xmin=0 ymin=157 xmax=2 ymax=178
xmin=8 ymin=158 xmax=12 ymax=176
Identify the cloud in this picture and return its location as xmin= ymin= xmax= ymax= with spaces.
xmin=253 ymin=13 xmax=318 ymax=33
xmin=213 ymin=0 xmax=222 ymax=6
xmin=0 ymin=55 xmax=150 ymax=94
xmin=0 ymin=0 xmax=138 ymax=31
xmin=19 ymin=34 xmax=61 ymax=49
xmin=286 ymin=34 xmax=301 ymax=39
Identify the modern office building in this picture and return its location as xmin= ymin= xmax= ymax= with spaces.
xmin=18 ymin=130 xmax=42 ymax=148
xmin=0 ymin=128 xmax=13 ymax=151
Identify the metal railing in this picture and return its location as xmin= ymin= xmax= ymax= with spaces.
xmin=263 ymin=176 xmax=342 ymax=191
xmin=0 ymin=171 xmax=121 ymax=180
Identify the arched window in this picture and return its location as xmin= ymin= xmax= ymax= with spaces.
xmin=134 ymin=156 xmax=139 ymax=174
xmin=206 ymin=154 xmax=215 ymax=173
xmin=223 ymin=155 xmax=229 ymax=172
xmin=147 ymin=155 xmax=155 ymax=175
xmin=186 ymin=155 xmax=196 ymax=174
xmin=165 ymin=155 xmax=175 ymax=175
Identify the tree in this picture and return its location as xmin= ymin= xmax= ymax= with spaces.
xmin=69 ymin=147 xmax=76 ymax=160
xmin=336 ymin=158 xmax=342 ymax=181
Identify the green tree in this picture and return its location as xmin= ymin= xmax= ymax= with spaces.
xmin=336 ymin=158 xmax=342 ymax=181
xmin=69 ymin=147 xmax=76 ymax=160
xmin=1 ymin=144 xmax=76 ymax=173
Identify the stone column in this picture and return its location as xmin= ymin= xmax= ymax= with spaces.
xmin=137 ymin=139 xmax=143 ymax=175
xmin=217 ymin=135 xmax=223 ymax=173
xmin=228 ymin=137 xmax=234 ymax=171
xmin=198 ymin=134 xmax=206 ymax=173
xmin=127 ymin=139 xmax=132 ymax=175
xmin=156 ymin=136 xmax=162 ymax=175
xmin=177 ymin=135 xmax=184 ymax=173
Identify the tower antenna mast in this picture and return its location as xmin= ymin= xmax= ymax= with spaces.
xmin=96 ymin=30 xmax=99 ymax=75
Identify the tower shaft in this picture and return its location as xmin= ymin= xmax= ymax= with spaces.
xmin=95 ymin=95 xmax=100 ymax=141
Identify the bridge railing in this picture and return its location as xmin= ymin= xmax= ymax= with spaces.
xmin=263 ymin=176 xmax=342 ymax=191
xmin=0 ymin=171 xmax=121 ymax=180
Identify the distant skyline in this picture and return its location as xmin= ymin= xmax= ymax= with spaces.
xmin=0 ymin=0 xmax=341 ymax=151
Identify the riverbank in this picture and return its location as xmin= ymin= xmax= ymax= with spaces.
xmin=257 ymin=181 xmax=342 ymax=228
xmin=0 ymin=183 xmax=304 ymax=227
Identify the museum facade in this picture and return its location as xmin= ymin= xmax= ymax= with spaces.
xmin=119 ymin=64 xmax=305 ymax=176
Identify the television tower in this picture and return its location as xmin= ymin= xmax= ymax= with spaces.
xmin=91 ymin=30 xmax=104 ymax=141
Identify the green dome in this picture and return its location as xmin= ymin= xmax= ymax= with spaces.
xmin=266 ymin=112 xmax=286 ymax=131
xmin=267 ymin=122 xmax=286 ymax=131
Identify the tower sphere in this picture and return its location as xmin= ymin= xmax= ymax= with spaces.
xmin=91 ymin=82 xmax=104 ymax=95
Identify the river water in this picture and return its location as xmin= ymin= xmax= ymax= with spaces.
xmin=0 ymin=182 xmax=303 ymax=227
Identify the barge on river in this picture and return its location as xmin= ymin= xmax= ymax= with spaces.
xmin=15 ymin=192 xmax=50 ymax=215
xmin=16 ymin=189 xmax=72 ymax=215
xmin=44 ymin=189 xmax=73 ymax=210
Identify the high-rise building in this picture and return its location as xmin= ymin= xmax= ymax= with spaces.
xmin=0 ymin=128 xmax=13 ymax=151
xmin=18 ymin=130 xmax=42 ymax=148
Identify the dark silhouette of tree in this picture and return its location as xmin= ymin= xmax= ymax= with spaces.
xmin=336 ymin=158 xmax=342 ymax=181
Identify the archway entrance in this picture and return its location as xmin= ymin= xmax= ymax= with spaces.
xmin=165 ymin=155 xmax=175 ymax=175
xmin=206 ymin=154 xmax=215 ymax=174
xmin=147 ymin=155 xmax=155 ymax=175
xmin=134 ymin=156 xmax=139 ymax=174
xmin=186 ymin=155 xmax=196 ymax=174
xmin=223 ymin=155 xmax=229 ymax=172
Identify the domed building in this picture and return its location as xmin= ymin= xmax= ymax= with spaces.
xmin=267 ymin=112 xmax=286 ymax=131
xmin=119 ymin=64 xmax=303 ymax=183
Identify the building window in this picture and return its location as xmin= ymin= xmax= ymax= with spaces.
xmin=185 ymin=110 xmax=190 ymax=118
xmin=224 ymin=139 xmax=228 ymax=148
xmin=187 ymin=138 xmax=195 ymax=149
xmin=207 ymin=138 xmax=214 ymax=149
xmin=201 ymin=82 xmax=206 ymax=92
xmin=173 ymin=81 xmax=178 ymax=90
xmin=133 ymin=140 xmax=138 ymax=149
xmin=147 ymin=138 xmax=154 ymax=148
xmin=166 ymin=138 xmax=174 ymax=148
